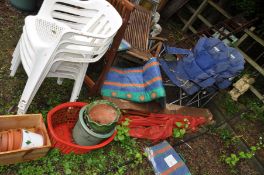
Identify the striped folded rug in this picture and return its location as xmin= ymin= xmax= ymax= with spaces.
xmin=101 ymin=58 xmax=166 ymax=103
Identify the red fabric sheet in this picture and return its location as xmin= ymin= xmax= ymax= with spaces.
xmin=121 ymin=113 xmax=206 ymax=142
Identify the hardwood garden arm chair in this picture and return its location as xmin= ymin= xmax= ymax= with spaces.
xmin=84 ymin=0 xmax=135 ymax=95
xmin=121 ymin=0 xmax=166 ymax=63
xmin=84 ymin=0 xmax=167 ymax=96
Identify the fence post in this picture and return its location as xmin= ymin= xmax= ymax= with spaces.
xmin=182 ymin=0 xmax=208 ymax=32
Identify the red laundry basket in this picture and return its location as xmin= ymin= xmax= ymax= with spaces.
xmin=47 ymin=102 xmax=116 ymax=154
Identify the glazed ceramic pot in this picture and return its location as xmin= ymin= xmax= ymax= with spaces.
xmin=72 ymin=109 xmax=115 ymax=146
xmin=35 ymin=128 xmax=46 ymax=145
xmin=21 ymin=129 xmax=44 ymax=149
xmin=83 ymin=100 xmax=121 ymax=133
xmin=9 ymin=0 xmax=37 ymax=11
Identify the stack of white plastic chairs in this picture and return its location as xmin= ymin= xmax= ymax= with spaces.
xmin=10 ymin=0 xmax=122 ymax=114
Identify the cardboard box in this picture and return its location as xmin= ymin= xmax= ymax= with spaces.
xmin=0 ymin=114 xmax=51 ymax=165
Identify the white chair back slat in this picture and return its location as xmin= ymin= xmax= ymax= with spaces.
xmin=51 ymin=11 xmax=90 ymax=25
xmin=52 ymin=3 xmax=99 ymax=18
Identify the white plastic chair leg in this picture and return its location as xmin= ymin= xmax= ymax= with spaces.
xmin=70 ymin=63 xmax=88 ymax=102
xmin=17 ymin=79 xmax=42 ymax=114
xmin=11 ymin=38 xmax=21 ymax=65
xmin=57 ymin=77 xmax=63 ymax=85
xmin=10 ymin=57 xmax=21 ymax=77
xmin=10 ymin=39 xmax=21 ymax=76
xmin=17 ymin=64 xmax=48 ymax=114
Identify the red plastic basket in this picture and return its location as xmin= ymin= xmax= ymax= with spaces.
xmin=47 ymin=102 xmax=116 ymax=154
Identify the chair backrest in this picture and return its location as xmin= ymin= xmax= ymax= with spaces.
xmin=84 ymin=0 xmax=135 ymax=95
xmin=36 ymin=0 xmax=122 ymax=62
xmin=106 ymin=0 xmax=135 ymax=53
xmin=123 ymin=4 xmax=152 ymax=51
xmin=38 ymin=0 xmax=121 ymax=37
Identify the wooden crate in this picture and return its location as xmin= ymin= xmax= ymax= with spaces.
xmin=103 ymin=97 xmax=213 ymax=123
xmin=0 ymin=114 xmax=51 ymax=165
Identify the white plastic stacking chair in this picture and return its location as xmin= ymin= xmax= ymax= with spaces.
xmin=10 ymin=0 xmax=122 ymax=114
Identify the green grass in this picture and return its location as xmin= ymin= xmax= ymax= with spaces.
xmin=220 ymin=93 xmax=240 ymax=116
xmin=218 ymin=90 xmax=263 ymax=123
xmin=240 ymin=94 xmax=264 ymax=122
xmin=0 ymin=139 xmax=150 ymax=175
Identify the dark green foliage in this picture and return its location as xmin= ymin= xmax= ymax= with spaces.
xmin=221 ymin=137 xmax=264 ymax=168
xmin=0 ymin=139 xmax=146 ymax=175
xmin=240 ymin=94 xmax=264 ymax=123
xmin=173 ymin=119 xmax=189 ymax=138
xmin=222 ymin=94 xmax=240 ymax=116
xmin=115 ymin=118 xmax=130 ymax=143
xmin=233 ymin=0 xmax=256 ymax=17
xmin=232 ymin=0 xmax=264 ymax=35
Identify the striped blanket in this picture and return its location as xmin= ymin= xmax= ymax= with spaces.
xmin=101 ymin=58 xmax=166 ymax=103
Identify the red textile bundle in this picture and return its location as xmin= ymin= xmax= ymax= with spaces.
xmin=121 ymin=113 xmax=206 ymax=142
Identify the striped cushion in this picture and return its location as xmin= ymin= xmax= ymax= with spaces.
xmin=101 ymin=58 xmax=165 ymax=102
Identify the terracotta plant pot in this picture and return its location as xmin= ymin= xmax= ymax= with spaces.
xmin=0 ymin=128 xmax=44 ymax=152
xmin=72 ymin=109 xmax=115 ymax=146
xmin=7 ymin=130 xmax=14 ymax=151
xmin=0 ymin=133 xmax=2 ymax=152
xmin=13 ymin=129 xmax=22 ymax=150
xmin=89 ymin=104 xmax=118 ymax=124
xmin=1 ymin=131 xmax=9 ymax=152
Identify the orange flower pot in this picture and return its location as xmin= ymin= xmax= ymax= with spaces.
xmin=0 ymin=131 xmax=9 ymax=152
xmin=13 ymin=129 xmax=22 ymax=150
xmin=7 ymin=130 xmax=14 ymax=151
xmin=0 ymin=133 xmax=2 ymax=152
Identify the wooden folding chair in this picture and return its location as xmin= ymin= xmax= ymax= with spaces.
xmin=84 ymin=0 xmax=135 ymax=96
xmin=121 ymin=3 xmax=166 ymax=63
